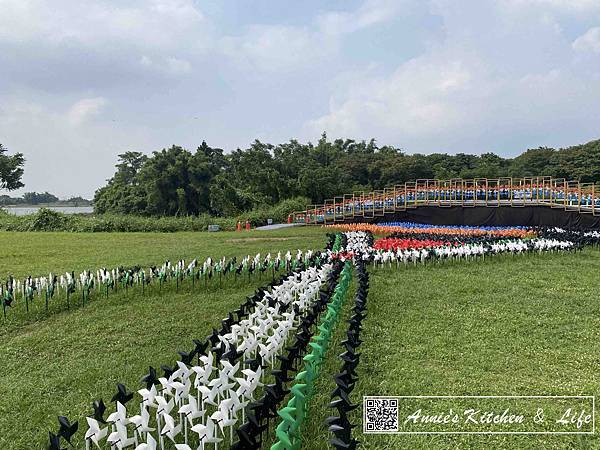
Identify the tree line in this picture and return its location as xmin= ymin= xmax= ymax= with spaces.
xmin=93 ymin=135 xmax=600 ymax=217
xmin=0 ymin=192 xmax=91 ymax=207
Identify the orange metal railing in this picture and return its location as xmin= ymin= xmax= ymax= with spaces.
xmin=292 ymin=177 xmax=600 ymax=224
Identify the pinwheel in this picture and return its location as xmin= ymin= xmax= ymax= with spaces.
xmin=191 ymin=417 xmax=222 ymax=450
xmin=3 ymin=248 xmax=317 ymax=323
xmin=107 ymin=421 xmax=136 ymax=449
xmin=107 ymin=401 xmax=129 ymax=426
xmin=197 ymin=384 xmax=219 ymax=409
xmin=141 ymin=367 xmax=160 ymax=390
xmin=327 ymin=222 xmax=536 ymax=238
xmin=52 ymin=258 xmax=337 ymax=450
xmin=160 ymin=412 xmax=182 ymax=444
xmin=211 ymin=400 xmax=237 ymax=444
xmin=129 ymin=407 xmax=155 ymax=441
xmin=179 ymin=393 xmax=205 ymax=428
xmin=92 ymin=399 xmax=108 ymax=424
xmin=112 ymin=383 xmax=134 ymax=405
xmin=84 ymin=417 xmax=108 ymax=449
xmin=135 ymin=433 xmax=157 ymax=450
xmin=48 ymin=432 xmax=65 ymax=450
xmin=172 ymin=378 xmax=192 ymax=406
xmin=57 ymin=416 xmax=79 ymax=446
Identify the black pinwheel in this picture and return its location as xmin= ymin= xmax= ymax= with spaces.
xmin=47 ymin=431 xmax=65 ymax=450
xmin=110 ymin=383 xmax=133 ymax=404
xmin=91 ymin=399 xmax=107 ymax=424
xmin=57 ymin=415 xmax=78 ymax=445
xmin=141 ymin=366 xmax=159 ymax=389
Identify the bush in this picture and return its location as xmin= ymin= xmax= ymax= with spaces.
xmin=27 ymin=208 xmax=73 ymax=231
xmin=0 ymin=197 xmax=310 ymax=232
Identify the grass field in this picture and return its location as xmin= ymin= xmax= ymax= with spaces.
xmin=0 ymin=227 xmax=330 ymax=331
xmin=301 ymin=249 xmax=600 ymax=449
xmin=2 ymin=229 xmax=600 ymax=449
xmin=0 ymin=227 xmax=328 ymax=279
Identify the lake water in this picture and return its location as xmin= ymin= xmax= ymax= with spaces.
xmin=2 ymin=206 xmax=94 ymax=216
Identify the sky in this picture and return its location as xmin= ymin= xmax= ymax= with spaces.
xmin=0 ymin=0 xmax=599 ymax=198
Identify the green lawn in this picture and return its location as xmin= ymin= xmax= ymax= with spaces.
xmin=1 ymin=229 xmax=600 ymax=449
xmin=301 ymin=249 xmax=600 ymax=449
xmin=0 ymin=227 xmax=329 ymax=330
xmin=0 ymin=227 xmax=329 ymax=450
xmin=0 ymin=227 xmax=328 ymax=279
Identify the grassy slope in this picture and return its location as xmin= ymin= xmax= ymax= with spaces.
xmin=0 ymin=227 xmax=328 ymax=279
xmin=301 ymin=249 xmax=600 ymax=449
xmin=0 ymin=227 xmax=329 ymax=450
xmin=2 ymin=229 xmax=600 ymax=449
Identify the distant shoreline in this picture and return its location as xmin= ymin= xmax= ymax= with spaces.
xmin=2 ymin=203 xmax=93 ymax=208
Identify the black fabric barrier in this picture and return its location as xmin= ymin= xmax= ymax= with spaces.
xmin=353 ymin=206 xmax=600 ymax=229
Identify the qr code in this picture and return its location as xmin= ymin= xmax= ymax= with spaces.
xmin=364 ymin=397 xmax=399 ymax=432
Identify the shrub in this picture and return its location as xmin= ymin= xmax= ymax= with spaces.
xmin=0 ymin=197 xmax=310 ymax=232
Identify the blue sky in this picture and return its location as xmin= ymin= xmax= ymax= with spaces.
xmin=0 ymin=0 xmax=599 ymax=197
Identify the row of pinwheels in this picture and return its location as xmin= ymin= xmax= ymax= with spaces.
xmin=371 ymin=237 xmax=577 ymax=267
xmin=335 ymin=228 xmax=599 ymax=269
xmin=270 ymin=260 xmax=353 ymax=449
xmin=326 ymin=258 xmax=369 ymax=450
xmin=47 ymin=249 xmax=354 ymax=449
xmin=1 ymin=250 xmax=318 ymax=322
xmin=326 ymin=222 xmax=536 ymax=238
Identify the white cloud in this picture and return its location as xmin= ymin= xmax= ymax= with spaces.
xmin=166 ymin=57 xmax=193 ymax=75
xmin=220 ymin=0 xmax=412 ymax=73
xmin=305 ymin=0 xmax=600 ymax=153
xmin=501 ymin=0 xmax=600 ymax=13
xmin=316 ymin=0 xmax=408 ymax=35
xmin=0 ymin=95 xmax=157 ymax=197
xmin=573 ymin=27 xmax=600 ymax=53
xmin=0 ymin=0 xmax=207 ymax=51
xmin=67 ymin=97 xmax=107 ymax=125
xmin=221 ymin=25 xmax=336 ymax=73
xmin=307 ymin=55 xmax=475 ymax=139
xmin=139 ymin=55 xmax=193 ymax=75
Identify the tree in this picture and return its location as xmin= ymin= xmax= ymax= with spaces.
xmin=93 ymin=136 xmax=600 ymax=217
xmin=23 ymin=192 xmax=59 ymax=204
xmin=0 ymin=143 xmax=25 ymax=191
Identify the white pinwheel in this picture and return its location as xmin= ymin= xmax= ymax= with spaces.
xmin=210 ymin=402 xmax=237 ymax=443
xmin=138 ymin=385 xmax=158 ymax=408
xmin=134 ymin=433 xmax=157 ymax=450
xmin=129 ymin=407 xmax=155 ymax=438
xmin=179 ymin=394 xmax=205 ymax=424
xmin=160 ymin=412 xmax=182 ymax=443
xmin=84 ymin=417 xmax=108 ymax=449
xmin=191 ymin=417 xmax=222 ymax=450
xmin=107 ymin=401 xmax=129 ymax=425
xmin=107 ymin=421 xmax=136 ymax=449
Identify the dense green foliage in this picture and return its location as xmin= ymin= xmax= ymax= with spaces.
xmin=0 ymin=197 xmax=309 ymax=232
xmin=0 ymin=143 xmax=25 ymax=191
xmin=94 ymin=136 xmax=600 ymax=216
xmin=22 ymin=191 xmax=58 ymax=204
